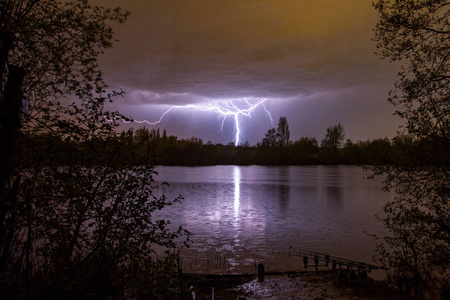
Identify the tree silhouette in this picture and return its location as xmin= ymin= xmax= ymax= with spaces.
xmin=321 ymin=124 xmax=345 ymax=150
xmin=320 ymin=124 xmax=345 ymax=164
xmin=277 ymin=116 xmax=290 ymax=147
xmin=372 ymin=0 xmax=450 ymax=296
xmin=260 ymin=128 xmax=278 ymax=147
xmin=0 ymin=1 xmax=189 ymax=298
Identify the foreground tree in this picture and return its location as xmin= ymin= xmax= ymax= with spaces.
xmin=372 ymin=0 xmax=449 ymax=297
xmin=0 ymin=1 xmax=189 ymax=298
xmin=373 ymin=0 xmax=449 ymax=139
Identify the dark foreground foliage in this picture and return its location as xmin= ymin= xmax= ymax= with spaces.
xmin=371 ymin=0 xmax=450 ymax=298
xmin=0 ymin=1 xmax=190 ymax=298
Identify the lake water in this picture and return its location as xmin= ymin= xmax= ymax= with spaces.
xmin=154 ymin=165 xmax=393 ymax=274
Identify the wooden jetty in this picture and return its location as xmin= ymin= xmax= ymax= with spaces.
xmin=275 ymin=247 xmax=387 ymax=272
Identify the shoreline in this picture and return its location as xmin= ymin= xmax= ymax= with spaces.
xmin=188 ymin=271 xmax=412 ymax=299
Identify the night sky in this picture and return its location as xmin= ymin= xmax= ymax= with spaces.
xmin=94 ymin=0 xmax=403 ymax=145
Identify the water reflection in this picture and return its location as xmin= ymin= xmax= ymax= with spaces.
xmin=234 ymin=166 xmax=240 ymax=219
xmin=153 ymin=165 xmax=392 ymax=274
xmin=325 ymin=186 xmax=343 ymax=209
xmin=277 ymin=184 xmax=290 ymax=213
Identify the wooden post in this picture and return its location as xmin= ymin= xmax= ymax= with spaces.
xmin=257 ymin=263 xmax=264 ymax=281
xmin=314 ymin=256 xmax=319 ymax=272
xmin=325 ymin=255 xmax=330 ymax=267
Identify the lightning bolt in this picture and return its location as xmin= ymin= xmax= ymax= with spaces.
xmin=128 ymin=99 xmax=273 ymax=146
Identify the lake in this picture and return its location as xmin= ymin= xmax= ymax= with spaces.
xmin=154 ymin=165 xmax=393 ymax=274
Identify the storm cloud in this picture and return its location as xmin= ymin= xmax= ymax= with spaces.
xmin=95 ymin=0 xmax=402 ymax=144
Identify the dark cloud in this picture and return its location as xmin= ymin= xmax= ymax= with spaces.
xmin=95 ymin=0 xmax=402 ymax=143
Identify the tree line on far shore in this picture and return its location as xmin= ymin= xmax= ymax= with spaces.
xmin=110 ymin=118 xmax=417 ymax=166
